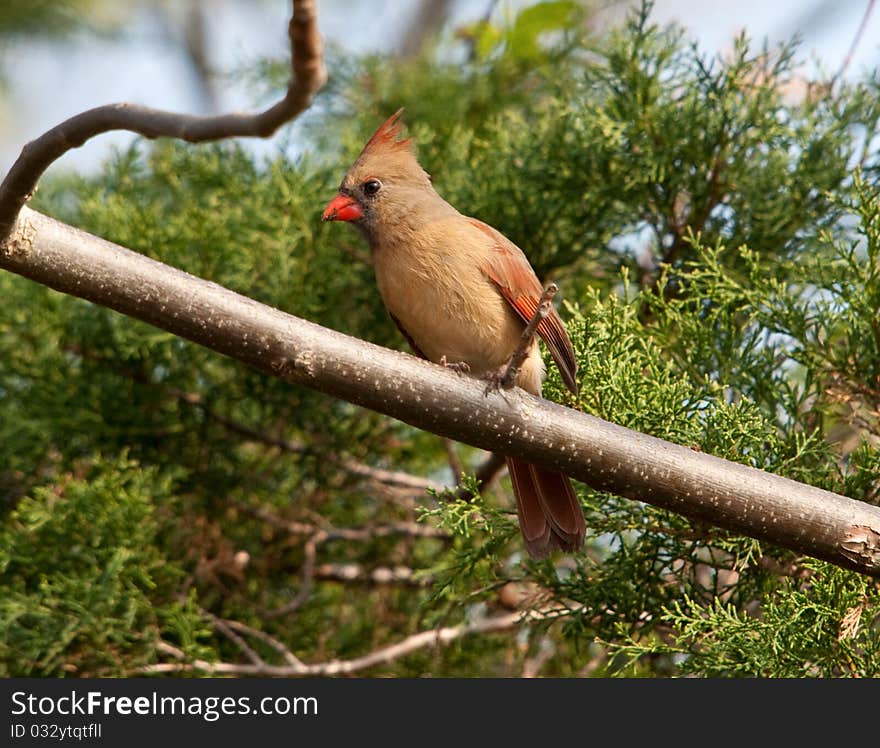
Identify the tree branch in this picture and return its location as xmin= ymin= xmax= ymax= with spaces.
xmin=202 ymin=609 xmax=264 ymax=666
xmin=265 ymin=531 xmax=320 ymax=619
xmin=253 ymin=516 xmax=448 ymax=619
xmin=173 ymin=387 xmax=447 ymax=495
xmin=472 ymin=451 xmax=508 ymax=492
xmin=832 ymin=0 xmax=877 ymax=87
xmin=2 ymin=206 xmax=880 ymax=577
xmin=220 ymin=618 xmax=305 ymax=669
xmin=0 ymin=0 xmax=326 ymax=240
xmin=232 ymin=500 xmax=449 ymax=542
xmin=314 ymin=562 xmax=432 ymax=587
xmin=142 ymin=608 xmax=554 ymax=676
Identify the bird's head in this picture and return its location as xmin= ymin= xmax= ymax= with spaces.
xmin=322 ymin=109 xmax=434 ymax=239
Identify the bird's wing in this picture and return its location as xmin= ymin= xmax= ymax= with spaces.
xmin=389 ymin=312 xmax=429 ymax=360
xmin=469 ymin=218 xmax=578 ymax=395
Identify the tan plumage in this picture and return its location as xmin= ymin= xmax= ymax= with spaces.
xmin=322 ymin=110 xmax=586 ymax=558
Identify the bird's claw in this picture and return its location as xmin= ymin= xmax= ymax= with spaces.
xmin=481 ymin=367 xmax=510 ymax=395
xmin=440 ymin=356 xmax=471 ymax=376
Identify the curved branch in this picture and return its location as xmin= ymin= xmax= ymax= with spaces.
xmin=142 ymin=609 xmax=550 ymax=677
xmin=0 ymin=0 xmax=326 ymax=240
xmin=2 ymin=207 xmax=880 ymax=577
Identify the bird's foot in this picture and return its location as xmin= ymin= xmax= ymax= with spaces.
xmin=481 ymin=365 xmax=514 ymax=395
xmin=440 ymin=356 xmax=471 ymax=376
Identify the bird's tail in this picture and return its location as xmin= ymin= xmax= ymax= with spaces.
xmin=507 ymin=458 xmax=586 ymax=558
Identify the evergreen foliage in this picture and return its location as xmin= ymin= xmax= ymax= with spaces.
xmin=1 ymin=1 xmax=878 ymax=677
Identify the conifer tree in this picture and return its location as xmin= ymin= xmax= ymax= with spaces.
xmin=1 ymin=2 xmax=878 ymax=677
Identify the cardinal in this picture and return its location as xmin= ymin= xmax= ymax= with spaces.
xmin=322 ymin=109 xmax=586 ymax=558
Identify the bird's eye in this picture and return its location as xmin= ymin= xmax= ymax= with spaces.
xmin=362 ymin=179 xmax=382 ymax=196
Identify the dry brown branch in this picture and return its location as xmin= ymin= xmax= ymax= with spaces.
xmin=232 ymin=499 xmax=449 ymax=542
xmin=230 ymin=499 xmax=317 ymax=536
xmin=202 ymin=609 xmax=264 ymax=666
xmin=0 ymin=0 xmax=326 ymax=240
xmin=473 ymin=451 xmax=507 ymax=491
xmin=266 ymin=531 xmax=322 ymax=619
xmin=69 ymin=340 xmax=487 ymax=502
xmin=183 ymin=390 xmax=446 ymax=495
xmin=155 ymin=641 xmax=186 ymax=660
xmin=339 ymin=459 xmax=446 ymax=494
xmin=443 ymin=438 xmax=464 ymax=485
xmin=257 ymin=516 xmax=448 ymax=618
xmin=314 ymin=562 xmax=431 ymax=586
xmin=222 ymin=619 xmax=305 ymax=669
xmin=143 ymin=608 xmax=559 ymax=676
xmin=322 ymin=523 xmax=449 ymax=542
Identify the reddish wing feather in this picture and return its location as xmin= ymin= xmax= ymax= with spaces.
xmin=469 ymin=219 xmax=578 ymax=395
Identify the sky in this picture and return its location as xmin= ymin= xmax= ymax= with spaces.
xmin=1 ymin=0 xmax=877 ymax=176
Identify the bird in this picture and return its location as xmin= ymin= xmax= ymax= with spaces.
xmin=322 ymin=109 xmax=586 ymax=558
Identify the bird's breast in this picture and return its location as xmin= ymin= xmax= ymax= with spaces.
xmin=373 ymin=244 xmax=523 ymax=376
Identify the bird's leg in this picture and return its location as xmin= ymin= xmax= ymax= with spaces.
xmin=483 ymin=283 xmax=557 ymax=393
xmin=440 ymin=355 xmax=471 ymax=375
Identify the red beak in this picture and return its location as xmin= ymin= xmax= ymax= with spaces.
xmin=322 ymin=193 xmax=364 ymax=222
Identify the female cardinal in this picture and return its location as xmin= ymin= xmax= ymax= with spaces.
xmin=322 ymin=110 xmax=586 ymax=558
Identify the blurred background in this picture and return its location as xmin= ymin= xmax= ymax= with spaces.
xmin=1 ymin=0 xmax=878 ymax=173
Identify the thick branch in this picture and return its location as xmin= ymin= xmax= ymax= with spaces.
xmin=0 ymin=0 xmax=326 ymax=240
xmin=3 ymin=207 xmax=880 ymax=577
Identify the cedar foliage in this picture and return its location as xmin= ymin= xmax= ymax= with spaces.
xmin=1 ymin=2 xmax=879 ymax=677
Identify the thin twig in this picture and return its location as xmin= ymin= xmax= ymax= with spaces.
xmin=155 ymin=641 xmax=186 ymax=660
xmin=141 ymin=609 xmax=561 ymax=677
xmin=832 ymin=0 xmax=876 ymax=86
xmin=232 ymin=499 xmax=449 ymax=541
xmin=314 ymin=562 xmax=431 ymax=587
xmin=0 ymin=0 xmax=326 ymax=240
xmin=265 ymin=531 xmax=324 ymax=619
xmin=522 ymin=635 xmax=555 ymax=678
xmin=255 ymin=515 xmax=449 ymax=618
xmin=500 ymin=283 xmax=558 ymax=389
xmin=339 ymin=459 xmax=446 ymax=494
xmin=221 ymin=619 xmax=305 ymax=668
xmin=323 ymin=523 xmax=448 ymax=542
xmin=473 ymin=451 xmax=507 ymax=491
xmin=202 ymin=609 xmax=264 ymax=666
xmin=67 ymin=337 xmax=471 ymax=503
xmin=443 ymin=438 xmax=464 ymax=485
xmin=462 ymin=0 xmax=502 ymax=62
xmin=171 ymin=386 xmax=447 ymax=495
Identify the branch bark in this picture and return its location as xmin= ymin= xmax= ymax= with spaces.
xmin=0 ymin=0 xmax=326 ymax=240
xmin=2 ymin=207 xmax=880 ymax=577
